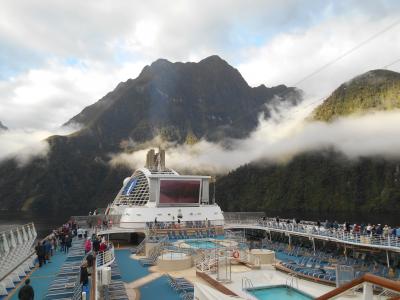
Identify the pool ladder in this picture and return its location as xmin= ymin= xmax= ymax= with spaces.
xmin=242 ymin=277 xmax=254 ymax=290
xmin=286 ymin=273 xmax=299 ymax=290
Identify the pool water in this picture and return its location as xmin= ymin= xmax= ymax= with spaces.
xmin=249 ymin=285 xmax=314 ymax=300
xmin=185 ymin=240 xmax=221 ymax=249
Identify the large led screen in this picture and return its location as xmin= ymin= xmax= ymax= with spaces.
xmin=159 ymin=179 xmax=200 ymax=205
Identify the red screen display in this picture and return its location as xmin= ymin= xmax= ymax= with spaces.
xmin=159 ymin=180 xmax=200 ymax=205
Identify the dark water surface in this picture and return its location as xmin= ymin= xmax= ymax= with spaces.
xmin=0 ymin=212 xmax=70 ymax=239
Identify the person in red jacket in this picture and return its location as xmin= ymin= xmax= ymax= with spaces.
xmin=99 ymin=242 xmax=107 ymax=252
xmin=84 ymin=238 xmax=92 ymax=254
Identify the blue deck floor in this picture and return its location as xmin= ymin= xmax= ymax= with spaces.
xmin=9 ymin=250 xmax=69 ymax=300
xmin=114 ymin=249 xmax=181 ymax=300
xmin=114 ymin=249 xmax=150 ymax=282
xmin=140 ymin=276 xmax=181 ymax=300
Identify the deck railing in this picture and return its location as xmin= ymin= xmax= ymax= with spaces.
xmin=0 ymin=223 xmax=37 ymax=282
xmin=96 ymin=243 xmax=115 ymax=269
xmin=316 ymin=273 xmax=400 ymax=300
xmin=225 ymin=218 xmax=400 ymax=251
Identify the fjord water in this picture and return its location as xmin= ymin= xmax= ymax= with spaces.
xmin=0 ymin=212 xmax=67 ymax=238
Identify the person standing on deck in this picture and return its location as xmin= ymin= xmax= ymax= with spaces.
xmin=99 ymin=241 xmax=107 ymax=252
xmin=77 ymin=227 xmax=84 ymax=238
xmin=85 ymin=237 xmax=92 ymax=254
xmin=35 ymin=242 xmax=45 ymax=267
xmin=50 ymin=236 xmax=55 ymax=255
xmin=18 ymin=279 xmax=34 ymax=300
xmin=86 ymin=252 xmax=94 ymax=275
xmin=60 ymin=233 xmax=66 ymax=252
xmin=80 ymin=262 xmax=89 ymax=291
xmin=92 ymin=236 xmax=100 ymax=253
xmin=65 ymin=235 xmax=72 ymax=253
xmin=44 ymin=239 xmax=51 ymax=263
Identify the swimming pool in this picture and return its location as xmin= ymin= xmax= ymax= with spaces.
xmin=185 ymin=240 xmax=221 ymax=249
xmin=248 ymin=285 xmax=314 ymax=300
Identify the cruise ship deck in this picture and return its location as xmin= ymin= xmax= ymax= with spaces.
xmin=8 ymin=239 xmax=85 ymax=300
xmin=2 ymin=151 xmax=400 ymax=300
xmin=2 ymin=217 xmax=400 ymax=300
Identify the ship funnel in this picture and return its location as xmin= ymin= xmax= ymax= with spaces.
xmin=145 ymin=148 xmax=166 ymax=171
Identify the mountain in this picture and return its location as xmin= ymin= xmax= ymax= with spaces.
xmin=313 ymin=69 xmax=400 ymax=121
xmin=216 ymin=151 xmax=400 ymax=224
xmin=0 ymin=56 xmax=302 ymax=214
xmin=0 ymin=121 xmax=7 ymax=130
xmin=217 ymin=69 xmax=400 ymax=224
xmin=64 ymin=55 xmax=301 ymax=149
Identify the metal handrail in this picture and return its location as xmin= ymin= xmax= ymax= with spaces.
xmin=286 ymin=273 xmax=299 ymax=290
xmin=226 ymin=220 xmax=400 ymax=250
xmin=96 ymin=243 xmax=115 ymax=269
xmin=316 ymin=273 xmax=400 ymax=300
xmin=241 ymin=277 xmax=254 ymax=290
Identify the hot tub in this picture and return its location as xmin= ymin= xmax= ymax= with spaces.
xmin=157 ymin=251 xmax=192 ymax=271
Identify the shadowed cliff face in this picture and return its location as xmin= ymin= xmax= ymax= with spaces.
xmin=65 ymin=55 xmax=301 ymax=150
xmin=0 ymin=55 xmax=302 ymax=214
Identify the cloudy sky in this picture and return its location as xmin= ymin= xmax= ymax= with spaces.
xmin=1 ymin=0 xmax=400 ymax=131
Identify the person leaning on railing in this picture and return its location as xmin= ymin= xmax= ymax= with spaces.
xmin=86 ymin=252 xmax=94 ymax=275
xmin=80 ymin=262 xmax=89 ymax=292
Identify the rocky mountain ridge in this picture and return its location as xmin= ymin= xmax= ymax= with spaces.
xmin=0 ymin=56 xmax=302 ymax=214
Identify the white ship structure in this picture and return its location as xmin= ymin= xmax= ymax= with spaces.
xmin=104 ymin=149 xmax=224 ymax=234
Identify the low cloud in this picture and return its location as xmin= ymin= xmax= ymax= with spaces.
xmin=0 ymin=60 xmax=145 ymax=130
xmin=238 ymin=14 xmax=400 ymax=98
xmin=0 ymin=126 xmax=79 ymax=166
xmin=110 ymin=100 xmax=400 ymax=173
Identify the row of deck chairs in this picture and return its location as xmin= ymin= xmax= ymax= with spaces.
xmin=167 ymin=275 xmax=194 ymax=300
xmin=281 ymin=258 xmax=337 ymax=282
xmin=146 ymin=221 xmax=211 ymax=230
xmin=265 ymin=239 xmax=399 ymax=278
xmin=65 ymin=240 xmax=87 ymax=262
xmin=185 ymin=221 xmax=211 ymax=228
xmin=265 ymin=240 xmax=399 ymax=282
xmin=102 ymin=261 xmax=129 ymax=300
xmin=45 ymin=238 xmax=86 ymax=300
xmin=167 ymin=229 xmax=216 ymax=240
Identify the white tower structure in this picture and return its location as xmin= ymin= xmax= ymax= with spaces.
xmin=106 ymin=149 xmax=224 ymax=232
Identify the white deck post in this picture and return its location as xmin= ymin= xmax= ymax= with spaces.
xmin=312 ymin=238 xmax=316 ymax=255
xmin=362 ymin=282 xmax=373 ymax=300
xmin=386 ymin=250 xmax=390 ymax=268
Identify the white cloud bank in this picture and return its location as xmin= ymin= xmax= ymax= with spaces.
xmin=0 ymin=126 xmax=78 ymax=166
xmin=1 ymin=1 xmax=400 ymax=132
xmin=239 ymin=14 xmax=400 ymax=98
xmin=110 ymin=101 xmax=400 ymax=173
xmin=0 ymin=60 xmax=145 ymax=130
